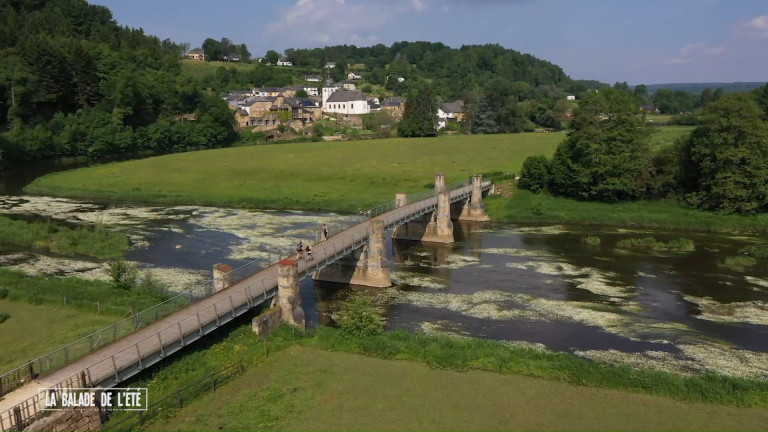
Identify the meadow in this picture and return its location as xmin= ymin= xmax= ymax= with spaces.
xmin=149 ymin=345 xmax=768 ymax=431
xmin=0 ymin=299 xmax=117 ymax=371
xmin=109 ymin=325 xmax=768 ymax=431
xmin=27 ymin=133 xmax=564 ymax=212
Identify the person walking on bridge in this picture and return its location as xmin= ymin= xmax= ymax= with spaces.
xmin=322 ymin=224 xmax=329 ymax=241
xmin=296 ymin=241 xmax=304 ymax=259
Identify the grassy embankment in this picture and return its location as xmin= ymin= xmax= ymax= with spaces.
xmin=26 ymin=133 xmax=562 ymax=212
xmin=0 ymin=269 xmax=173 ymax=370
xmin=485 ymin=188 xmax=768 ymax=232
xmin=0 ymin=299 xmax=116 ymax=371
xmin=0 ymin=214 xmax=129 ymax=259
xmin=110 ymin=325 xmax=768 ymax=431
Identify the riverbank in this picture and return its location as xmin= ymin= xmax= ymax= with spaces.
xmin=114 ymin=325 xmax=768 ymax=431
xmin=485 ymin=187 xmax=768 ymax=233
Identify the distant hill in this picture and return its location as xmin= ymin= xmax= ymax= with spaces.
xmin=644 ymin=82 xmax=765 ymax=95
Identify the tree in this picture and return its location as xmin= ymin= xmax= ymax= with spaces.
xmin=678 ymin=93 xmax=768 ymax=214
xmin=471 ymin=94 xmax=498 ymax=134
xmin=518 ymin=155 xmax=550 ymax=193
xmin=756 ymin=82 xmax=768 ymax=120
xmin=264 ymin=49 xmax=279 ymax=65
xmin=548 ymin=88 xmax=653 ymax=201
xmin=633 ymin=84 xmax=650 ymax=106
xmin=398 ymin=88 xmax=437 ymax=137
xmin=202 ymin=38 xmax=222 ymax=62
xmin=295 ymin=89 xmax=308 ymax=98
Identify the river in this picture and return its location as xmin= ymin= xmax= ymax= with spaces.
xmin=1 ymin=173 xmax=767 ymax=379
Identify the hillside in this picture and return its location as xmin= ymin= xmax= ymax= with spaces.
xmin=645 ymin=82 xmax=765 ymax=94
xmin=0 ymin=0 xmax=236 ymax=166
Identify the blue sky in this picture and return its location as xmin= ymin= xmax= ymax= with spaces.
xmin=91 ymin=0 xmax=768 ymax=85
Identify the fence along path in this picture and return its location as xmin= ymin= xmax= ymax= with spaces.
xmin=0 ymin=180 xmax=488 ymax=431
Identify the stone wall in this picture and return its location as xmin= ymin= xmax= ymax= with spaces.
xmin=24 ymin=408 xmax=102 ymax=432
xmin=251 ymin=307 xmax=283 ymax=338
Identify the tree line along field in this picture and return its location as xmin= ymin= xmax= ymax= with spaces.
xmin=27 ymin=133 xmax=565 ymax=212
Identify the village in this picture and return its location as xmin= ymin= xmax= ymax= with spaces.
xmin=192 ymin=54 xmax=468 ymax=137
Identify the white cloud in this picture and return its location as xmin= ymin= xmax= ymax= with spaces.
xmin=664 ymin=43 xmax=725 ymax=65
xmin=266 ymin=0 xmax=427 ymax=48
xmin=735 ymin=15 xmax=768 ymax=39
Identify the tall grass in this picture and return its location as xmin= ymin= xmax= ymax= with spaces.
xmin=616 ymin=237 xmax=695 ymax=252
xmin=0 ymin=215 xmax=129 ymax=259
xmin=485 ymin=189 xmax=768 ymax=233
xmin=0 ymin=268 xmax=170 ymax=316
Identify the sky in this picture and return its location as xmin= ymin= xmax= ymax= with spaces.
xmin=90 ymin=0 xmax=768 ymax=85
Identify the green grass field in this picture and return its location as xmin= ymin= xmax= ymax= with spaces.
xmin=148 ymin=345 xmax=768 ymax=431
xmin=649 ymin=125 xmax=694 ymax=150
xmin=0 ymin=299 xmax=117 ymax=371
xmin=486 ymin=188 xmax=768 ymax=232
xmin=27 ymin=133 xmax=563 ymax=212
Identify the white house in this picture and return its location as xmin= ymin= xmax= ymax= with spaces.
xmin=322 ymin=83 xmax=343 ymax=106
xmin=347 ymin=72 xmax=363 ymax=80
xmin=436 ymin=101 xmax=465 ymax=129
xmin=566 ymin=94 xmax=576 ymax=101
xmin=303 ymin=86 xmax=319 ymax=96
xmin=324 ymin=62 xmax=336 ymax=69
xmin=303 ymin=75 xmax=321 ymax=82
xmin=325 ymin=90 xmax=370 ymax=115
xmin=277 ymin=58 xmax=293 ymax=67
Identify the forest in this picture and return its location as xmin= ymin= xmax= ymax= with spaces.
xmin=0 ymin=0 xmax=237 ymax=166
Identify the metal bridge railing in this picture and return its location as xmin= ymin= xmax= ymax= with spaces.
xmin=0 ymin=178 xmax=491 ymax=431
xmin=0 ymin=257 xmax=268 ymax=399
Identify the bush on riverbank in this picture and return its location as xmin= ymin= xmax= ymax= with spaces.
xmin=0 ymin=215 xmax=129 ymax=259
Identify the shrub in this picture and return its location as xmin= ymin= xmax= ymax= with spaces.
xmin=335 ymin=291 xmax=385 ymax=337
xmin=742 ymin=244 xmax=768 ymax=258
xmin=582 ymin=236 xmax=601 ymax=246
xmin=518 ymin=155 xmax=550 ymax=193
xmin=721 ymin=256 xmax=757 ymax=272
xmin=108 ymin=259 xmax=138 ymax=290
xmin=0 ymin=312 xmax=10 ymax=324
xmin=617 ymin=237 xmax=694 ymax=252
xmin=0 ymin=287 xmax=8 ymax=299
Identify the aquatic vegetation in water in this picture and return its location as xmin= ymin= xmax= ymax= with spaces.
xmin=391 ymin=290 xmax=540 ymax=321
xmin=419 ymin=254 xmax=481 ymax=270
xmin=742 ymin=244 xmax=768 ymax=258
xmin=391 ymin=271 xmax=448 ymax=290
xmin=682 ymin=294 xmax=768 ymax=326
xmin=744 ymin=276 xmax=768 ymax=291
xmin=476 ymin=248 xmax=554 ymax=258
xmin=582 ymin=236 xmax=601 ymax=246
xmin=616 ymin=237 xmax=695 ymax=253
xmin=504 ymin=261 xmax=632 ymax=300
xmin=507 ymin=225 xmax=571 ymax=235
xmin=720 ymin=256 xmax=757 ymax=272
xmin=0 ymin=252 xmax=208 ymax=294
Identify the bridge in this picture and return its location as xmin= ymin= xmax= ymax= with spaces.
xmin=0 ymin=174 xmax=492 ymax=431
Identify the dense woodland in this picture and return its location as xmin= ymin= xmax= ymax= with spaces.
xmin=0 ymin=0 xmax=236 ymax=166
xmin=519 ymin=84 xmax=768 ymax=214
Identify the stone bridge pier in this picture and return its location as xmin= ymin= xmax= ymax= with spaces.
xmin=459 ymin=174 xmax=490 ymax=222
xmin=277 ymin=259 xmax=306 ymax=330
xmin=313 ymin=219 xmax=391 ymax=287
